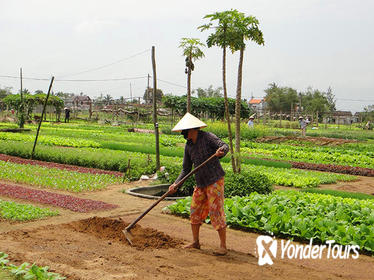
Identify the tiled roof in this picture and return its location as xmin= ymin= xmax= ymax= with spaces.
xmin=249 ymin=99 xmax=263 ymax=104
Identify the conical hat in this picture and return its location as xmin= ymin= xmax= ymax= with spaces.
xmin=172 ymin=112 xmax=207 ymax=132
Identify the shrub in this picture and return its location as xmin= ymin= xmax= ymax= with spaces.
xmin=158 ymin=164 xmax=273 ymax=198
xmin=224 ymin=170 xmax=273 ymax=197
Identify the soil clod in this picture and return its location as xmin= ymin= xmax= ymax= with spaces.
xmin=66 ymin=216 xmax=183 ymax=249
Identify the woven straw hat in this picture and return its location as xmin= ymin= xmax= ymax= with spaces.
xmin=172 ymin=112 xmax=207 ymax=132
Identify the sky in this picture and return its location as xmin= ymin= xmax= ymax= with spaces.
xmin=0 ymin=0 xmax=373 ymax=113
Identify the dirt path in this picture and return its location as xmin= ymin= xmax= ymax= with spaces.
xmin=275 ymin=176 xmax=374 ymax=195
xmin=318 ymin=175 xmax=374 ymax=195
xmin=1 ymin=180 xmax=374 ymax=279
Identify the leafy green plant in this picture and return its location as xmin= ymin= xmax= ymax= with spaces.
xmin=0 ymin=252 xmax=65 ymax=279
xmin=0 ymin=161 xmax=121 ymax=192
xmin=166 ymin=190 xmax=374 ymax=252
xmin=301 ymin=188 xmax=374 ymax=200
xmin=224 ymin=170 xmax=273 ymax=197
xmin=0 ymin=132 xmax=100 ymax=148
xmin=0 ymin=200 xmax=58 ymax=221
xmin=158 ymin=163 xmax=273 ymax=197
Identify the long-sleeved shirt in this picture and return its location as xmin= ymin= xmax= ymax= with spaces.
xmin=299 ymin=120 xmax=308 ymax=129
xmin=175 ymin=130 xmax=229 ymax=188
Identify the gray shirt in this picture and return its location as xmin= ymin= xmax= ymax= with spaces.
xmin=175 ymin=130 xmax=229 ymax=188
xmin=299 ymin=120 xmax=307 ymax=129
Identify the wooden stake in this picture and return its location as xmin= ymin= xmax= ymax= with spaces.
xmin=31 ymin=77 xmax=54 ymax=159
xmin=19 ymin=68 xmax=24 ymax=129
xmin=152 ymin=46 xmax=160 ymax=170
xmin=122 ymin=159 xmax=131 ymax=183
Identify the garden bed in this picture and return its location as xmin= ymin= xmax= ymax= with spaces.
xmin=0 ymin=154 xmax=123 ymax=177
xmin=0 ymin=183 xmax=118 ymax=212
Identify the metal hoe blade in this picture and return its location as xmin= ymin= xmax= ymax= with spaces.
xmin=122 ymin=228 xmax=133 ymax=246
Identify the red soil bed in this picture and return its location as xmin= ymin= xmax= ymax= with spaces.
xmin=290 ymin=161 xmax=374 ymax=177
xmin=0 ymin=154 xmax=123 ymax=177
xmin=0 ymin=183 xmax=118 ymax=212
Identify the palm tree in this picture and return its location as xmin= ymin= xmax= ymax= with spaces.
xmin=179 ymin=38 xmax=205 ymax=113
xmin=103 ymin=94 xmax=113 ymax=105
xmin=199 ymin=10 xmax=237 ymax=172
xmin=229 ymin=11 xmax=264 ymax=172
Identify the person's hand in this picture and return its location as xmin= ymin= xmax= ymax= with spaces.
xmin=168 ymin=183 xmax=178 ymax=194
xmin=215 ymin=147 xmax=225 ymax=157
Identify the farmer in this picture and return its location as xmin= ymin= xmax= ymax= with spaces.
xmin=168 ymin=112 xmax=229 ymax=255
xmin=64 ymin=107 xmax=70 ymax=123
xmin=247 ymin=115 xmax=255 ymax=128
xmin=299 ymin=116 xmax=308 ymax=137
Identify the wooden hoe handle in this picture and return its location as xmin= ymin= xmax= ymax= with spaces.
xmin=125 ymin=153 xmax=217 ymax=231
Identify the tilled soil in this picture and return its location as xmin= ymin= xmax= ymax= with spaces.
xmin=66 ymin=216 xmax=182 ymax=250
xmin=1 ymin=175 xmax=374 ymax=279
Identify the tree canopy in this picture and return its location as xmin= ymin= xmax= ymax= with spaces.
xmin=143 ymin=88 xmax=163 ymax=104
xmin=194 ymin=85 xmax=223 ymax=98
xmin=264 ymin=83 xmax=336 ymax=117
xmin=163 ymin=95 xmax=251 ymax=120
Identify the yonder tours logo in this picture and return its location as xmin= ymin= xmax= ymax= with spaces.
xmin=255 ymin=235 xmax=360 ymax=266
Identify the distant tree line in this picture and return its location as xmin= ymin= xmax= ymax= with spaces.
xmin=0 ymin=87 xmax=64 ymax=121
xmin=264 ymin=83 xmax=336 ymax=122
xmin=163 ymin=95 xmax=251 ymax=120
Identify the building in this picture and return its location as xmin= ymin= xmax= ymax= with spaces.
xmin=331 ymin=111 xmax=353 ymax=125
xmin=248 ymin=98 xmax=267 ymax=115
xmin=73 ymin=95 xmax=92 ymax=111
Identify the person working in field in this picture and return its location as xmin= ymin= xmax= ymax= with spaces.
xmin=299 ymin=116 xmax=308 ymax=137
xmin=247 ymin=115 xmax=255 ymax=128
xmin=64 ymin=107 xmax=70 ymax=123
xmin=168 ymin=113 xmax=229 ymax=255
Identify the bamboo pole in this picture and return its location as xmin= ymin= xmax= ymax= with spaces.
xmin=152 ymin=46 xmax=160 ymax=170
xmin=19 ymin=68 xmax=25 ymax=128
xmin=31 ymin=77 xmax=54 ymax=159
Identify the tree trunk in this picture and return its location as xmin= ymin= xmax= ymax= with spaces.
xmin=234 ymin=47 xmax=244 ymax=173
xmin=186 ymin=55 xmax=192 ymax=113
xmin=280 ymin=110 xmax=282 ymax=128
xmin=222 ymin=45 xmax=236 ymax=172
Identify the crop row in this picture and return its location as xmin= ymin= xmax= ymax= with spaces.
xmin=0 ymin=183 xmax=118 ymax=212
xmin=225 ymin=162 xmax=356 ymax=188
xmin=0 ymin=140 xmax=357 ymax=188
xmin=0 ymin=140 xmax=155 ymax=180
xmin=0 ymin=160 xmax=121 ymax=192
xmin=0 ymin=132 xmax=100 ymax=148
xmin=242 ymin=142 xmax=374 ymax=169
xmin=5 ymin=123 xmax=372 ymax=170
xmin=4 ymin=129 xmax=291 ymax=169
xmin=0 ymin=199 xmax=58 ymax=221
xmin=290 ymin=161 xmax=374 ymax=177
xmin=166 ymin=190 xmax=374 ymax=252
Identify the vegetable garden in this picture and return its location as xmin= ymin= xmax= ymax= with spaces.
xmin=0 ymin=119 xmax=373 ymax=279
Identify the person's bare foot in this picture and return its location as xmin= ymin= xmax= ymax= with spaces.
xmin=213 ymin=247 xmax=227 ymax=256
xmin=183 ymin=241 xmax=200 ymax=249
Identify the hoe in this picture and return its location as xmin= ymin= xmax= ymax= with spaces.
xmin=123 ymin=152 xmax=217 ymax=245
